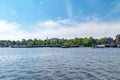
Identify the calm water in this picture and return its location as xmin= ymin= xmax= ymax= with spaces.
xmin=0 ymin=48 xmax=120 ymax=80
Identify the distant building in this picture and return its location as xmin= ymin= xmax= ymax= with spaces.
xmin=106 ymin=37 xmax=114 ymax=44
xmin=28 ymin=39 xmax=33 ymax=42
xmin=115 ymin=34 xmax=120 ymax=44
xmin=0 ymin=40 xmax=6 ymax=47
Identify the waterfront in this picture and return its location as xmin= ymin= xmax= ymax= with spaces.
xmin=0 ymin=48 xmax=120 ymax=80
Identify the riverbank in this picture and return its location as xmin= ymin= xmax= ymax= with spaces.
xmin=0 ymin=44 xmax=120 ymax=48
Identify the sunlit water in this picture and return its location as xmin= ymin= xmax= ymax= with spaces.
xmin=0 ymin=48 xmax=120 ymax=80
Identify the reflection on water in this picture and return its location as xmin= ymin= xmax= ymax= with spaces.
xmin=0 ymin=48 xmax=120 ymax=80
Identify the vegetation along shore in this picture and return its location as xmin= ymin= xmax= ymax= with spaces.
xmin=0 ymin=34 xmax=120 ymax=48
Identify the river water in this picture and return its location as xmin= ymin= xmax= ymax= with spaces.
xmin=0 ymin=48 xmax=120 ymax=80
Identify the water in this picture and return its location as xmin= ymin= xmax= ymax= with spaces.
xmin=0 ymin=48 xmax=120 ymax=80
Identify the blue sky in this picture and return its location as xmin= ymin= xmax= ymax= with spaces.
xmin=0 ymin=0 xmax=120 ymax=40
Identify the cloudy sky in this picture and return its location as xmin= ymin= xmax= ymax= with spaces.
xmin=0 ymin=0 xmax=120 ymax=40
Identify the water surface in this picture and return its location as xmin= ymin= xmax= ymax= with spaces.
xmin=0 ymin=48 xmax=120 ymax=80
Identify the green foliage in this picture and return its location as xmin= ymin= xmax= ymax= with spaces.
xmin=21 ymin=39 xmax=27 ymax=45
xmin=4 ymin=40 xmax=12 ymax=47
xmin=0 ymin=37 xmax=114 ymax=47
xmin=63 ymin=41 xmax=71 ymax=46
xmin=16 ymin=40 xmax=21 ymax=45
xmin=96 ymin=38 xmax=107 ymax=44
xmin=33 ymin=39 xmax=43 ymax=45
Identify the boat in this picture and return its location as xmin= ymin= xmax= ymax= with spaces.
xmin=61 ymin=46 xmax=70 ymax=48
xmin=92 ymin=45 xmax=105 ymax=48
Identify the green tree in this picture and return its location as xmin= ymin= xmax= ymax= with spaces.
xmin=21 ymin=39 xmax=27 ymax=45
xmin=63 ymin=41 xmax=71 ymax=46
xmin=16 ymin=40 xmax=21 ymax=45
xmin=58 ymin=39 xmax=64 ymax=46
xmin=50 ymin=38 xmax=59 ymax=46
xmin=33 ymin=39 xmax=38 ymax=45
xmin=82 ymin=37 xmax=94 ymax=46
xmin=96 ymin=38 xmax=107 ymax=44
xmin=37 ymin=39 xmax=43 ymax=45
xmin=4 ymin=40 xmax=12 ymax=47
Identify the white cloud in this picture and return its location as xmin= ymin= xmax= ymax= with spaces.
xmin=33 ymin=19 xmax=120 ymax=39
xmin=39 ymin=20 xmax=59 ymax=27
xmin=65 ymin=0 xmax=73 ymax=18
xmin=0 ymin=19 xmax=120 ymax=40
xmin=0 ymin=20 xmax=28 ymax=40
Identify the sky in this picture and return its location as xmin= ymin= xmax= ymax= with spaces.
xmin=0 ymin=0 xmax=120 ymax=40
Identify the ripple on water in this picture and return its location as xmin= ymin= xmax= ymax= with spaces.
xmin=0 ymin=48 xmax=120 ymax=80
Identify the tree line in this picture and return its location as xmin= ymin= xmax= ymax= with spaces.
xmin=0 ymin=37 xmax=114 ymax=47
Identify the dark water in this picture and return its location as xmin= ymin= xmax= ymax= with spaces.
xmin=0 ymin=48 xmax=120 ymax=80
